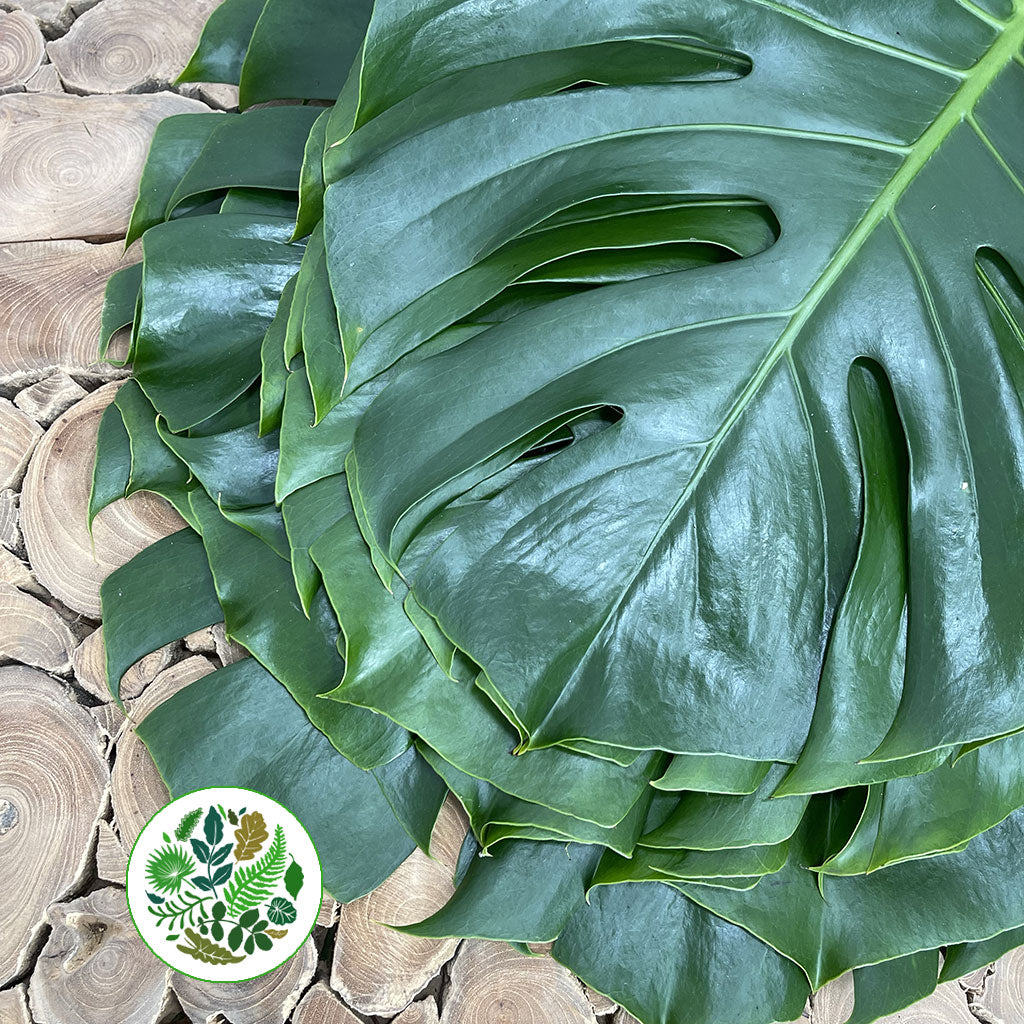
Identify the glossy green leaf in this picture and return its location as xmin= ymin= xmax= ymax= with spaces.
xmin=397 ymin=840 xmax=601 ymax=943
xmin=188 ymin=490 xmax=409 ymax=770
xmin=135 ymin=215 xmax=302 ymax=431
xmin=99 ymin=262 xmax=143 ymax=359
xmin=126 ymin=113 xmax=225 ymax=245
xmin=238 ymin=0 xmax=373 ymax=108
xmin=845 ymin=951 xmax=938 ymax=1024
xmin=136 ymin=657 xmax=415 ymax=901
xmin=342 ymin=2 xmax=1024 ymax=765
xmin=177 ymin=0 xmax=265 ymax=85
xmin=100 ymin=530 xmax=221 ymax=702
xmin=551 ymin=882 xmax=808 ymax=1024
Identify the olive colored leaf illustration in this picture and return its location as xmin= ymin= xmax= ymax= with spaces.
xmin=265 ymin=928 xmax=288 ymax=939
xmin=145 ymin=844 xmax=196 ymax=895
xmin=204 ymin=806 xmax=224 ymax=847
xmin=266 ymin=897 xmax=296 ymax=925
xmin=176 ymin=927 xmax=246 ymax=965
xmin=174 ymin=807 xmax=203 ymax=841
xmin=224 ymin=825 xmax=287 ymax=915
xmin=284 ymin=858 xmax=304 ymax=900
xmin=228 ymin=810 xmax=239 ymax=825
xmin=233 ymin=810 xmax=269 ymax=861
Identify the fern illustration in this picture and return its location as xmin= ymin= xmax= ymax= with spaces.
xmin=223 ymin=825 xmax=286 ymax=916
xmin=174 ymin=807 xmax=203 ymax=841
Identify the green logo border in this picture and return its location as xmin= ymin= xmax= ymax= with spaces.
xmin=126 ymin=786 xmax=324 ymax=985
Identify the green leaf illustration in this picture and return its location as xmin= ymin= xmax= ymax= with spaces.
xmin=254 ymin=932 xmax=273 ymax=951
xmin=266 ymin=897 xmax=296 ymax=926
xmin=176 ymin=927 xmax=245 ymax=965
xmin=284 ymin=858 xmax=304 ymax=901
xmin=190 ymin=838 xmax=211 ymax=863
xmin=227 ymin=925 xmax=243 ymax=952
xmin=147 ymin=891 xmax=209 ymax=931
xmin=223 ymin=825 xmax=287 ymax=916
xmin=174 ymin=807 xmax=203 ymax=842
xmin=204 ymin=806 xmax=224 ymax=847
xmin=145 ymin=844 xmax=196 ymax=895
xmin=212 ymin=862 xmax=234 ymax=886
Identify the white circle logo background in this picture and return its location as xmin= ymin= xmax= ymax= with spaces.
xmin=126 ymin=787 xmax=323 ymax=982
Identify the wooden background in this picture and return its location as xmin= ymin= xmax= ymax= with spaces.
xmin=0 ymin=2 xmax=1020 ymax=1022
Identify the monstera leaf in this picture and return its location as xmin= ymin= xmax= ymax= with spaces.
xmin=338 ymin=0 xmax=1024 ymax=767
xmin=92 ymin=2 xmax=1024 ymax=1022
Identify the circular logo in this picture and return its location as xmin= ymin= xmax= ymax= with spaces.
xmin=126 ymin=788 xmax=322 ymax=982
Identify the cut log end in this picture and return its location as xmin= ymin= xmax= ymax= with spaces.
xmin=45 ymin=0 xmax=221 ymax=95
xmin=440 ymin=942 xmax=597 ymax=1024
xmin=20 ymin=384 xmax=184 ymax=618
xmin=332 ymin=798 xmax=467 ymax=1015
xmin=291 ymin=982 xmax=363 ymax=1024
xmin=28 ymin=886 xmax=171 ymax=1024
xmin=0 ymin=11 xmax=44 ymax=90
xmin=0 ymin=581 xmax=76 ymax=672
xmin=172 ymin=938 xmax=316 ymax=1024
xmin=111 ymin=656 xmax=215 ymax=847
xmin=0 ymin=665 xmax=107 ymax=987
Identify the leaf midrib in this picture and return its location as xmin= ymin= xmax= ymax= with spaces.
xmin=686 ymin=6 xmax=1024 ymax=517
xmin=528 ymin=8 xmax=1024 ymax=748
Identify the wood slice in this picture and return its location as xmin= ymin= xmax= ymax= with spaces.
xmin=111 ymin=655 xmax=215 ymax=846
xmin=585 ymin=987 xmax=618 ymax=1015
xmin=317 ymin=892 xmax=338 ymax=929
xmin=72 ymin=625 xmax=179 ymax=705
xmin=28 ymin=885 xmax=171 ymax=1024
xmin=95 ymin=818 xmax=128 ymax=885
xmin=395 ymin=1000 xmax=440 ymax=1024
xmin=0 ymin=92 xmax=207 ymax=242
xmin=440 ymin=941 xmax=597 ymax=1024
xmin=4 ymin=1 xmax=72 ymax=36
xmin=14 ymin=371 xmax=86 ymax=425
xmin=0 ymin=397 xmax=41 ymax=490
xmin=0 ymin=983 xmax=32 ymax=1024
xmin=0 ymin=488 xmax=21 ymax=554
xmin=811 ymin=972 xmax=975 ymax=1024
xmin=183 ymin=622 xmax=246 ymax=666
xmin=0 ymin=545 xmax=43 ymax=596
xmin=0 ymin=11 xmax=43 ymax=91
xmin=21 ymin=384 xmax=185 ymax=618
xmin=0 ymin=581 xmax=75 ymax=672
xmin=24 ymin=62 xmax=61 ymax=92
xmin=0 ymin=665 xmax=107 ymax=986
xmin=47 ymin=0 xmax=220 ymax=94
xmin=976 ymin=946 xmax=1024 ymax=1023
xmin=172 ymin=937 xmax=316 ymax=1024
xmin=332 ymin=798 xmax=468 ymax=1015
xmin=292 ymin=982 xmax=363 ymax=1024
xmin=0 ymin=240 xmax=135 ymax=386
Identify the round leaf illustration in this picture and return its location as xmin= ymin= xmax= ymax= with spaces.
xmin=145 ymin=844 xmax=196 ymax=895
xmin=266 ymin=897 xmax=296 ymax=926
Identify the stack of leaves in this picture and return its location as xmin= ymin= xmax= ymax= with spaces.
xmin=92 ymin=0 xmax=1024 ymax=1021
